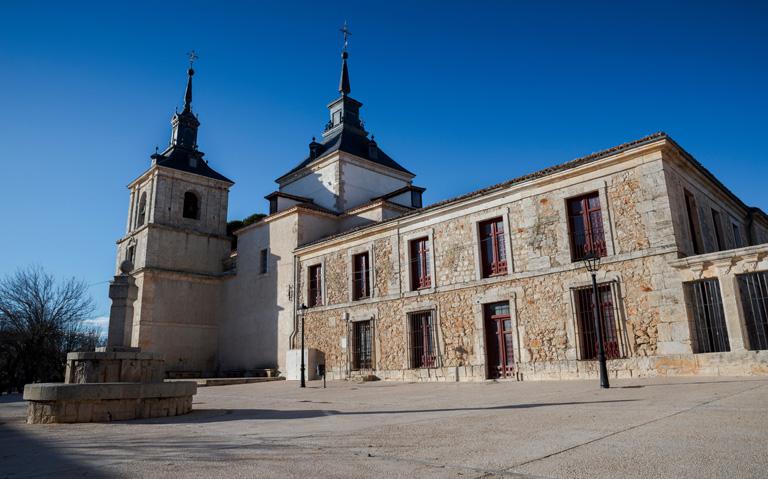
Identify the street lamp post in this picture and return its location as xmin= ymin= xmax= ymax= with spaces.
xmin=298 ymin=303 xmax=308 ymax=388
xmin=582 ymin=253 xmax=610 ymax=389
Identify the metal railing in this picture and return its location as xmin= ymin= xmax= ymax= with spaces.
xmin=222 ymin=255 xmax=237 ymax=272
xmin=569 ymin=227 xmax=607 ymax=262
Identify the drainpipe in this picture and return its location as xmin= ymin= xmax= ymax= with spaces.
xmin=289 ymin=254 xmax=298 ymax=349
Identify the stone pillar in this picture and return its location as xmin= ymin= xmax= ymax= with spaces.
xmin=107 ymin=261 xmax=138 ymax=349
xmin=717 ymin=272 xmax=748 ymax=351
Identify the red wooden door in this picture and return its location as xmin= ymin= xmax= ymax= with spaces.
xmin=485 ymin=302 xmax=515 ymax=379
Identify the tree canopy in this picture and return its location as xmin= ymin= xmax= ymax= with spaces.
xmin=0 ymin=266 xmax=98 ymax=392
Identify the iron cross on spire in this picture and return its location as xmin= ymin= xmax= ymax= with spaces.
xmin=187 ymin=50 xmax=198 ymax=68
xmin=339 ymin=21 xmax=352 ymax=51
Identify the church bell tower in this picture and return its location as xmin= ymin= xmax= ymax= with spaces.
xmin=116 ymin=54 xmax=234 ymax=377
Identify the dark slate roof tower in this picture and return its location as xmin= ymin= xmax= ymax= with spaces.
xmin=278 ymin=49 xmax=413 ymax=180
xmin=150 ymin=66 xmax=232 ymax=183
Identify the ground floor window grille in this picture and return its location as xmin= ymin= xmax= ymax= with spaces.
xmin=351 ymin=320 xmax=374 ymax=370
xmin=738 ymin=272 xmax=768 ymax=351
xmin=684 ymin=279 xmax=730 ymax=353
xmin=408 ymin=311 xmax=436 ymax=368
xmin=573 ymin=283 xmax=625 ymax=360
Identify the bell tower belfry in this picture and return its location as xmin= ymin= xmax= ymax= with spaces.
xmin=116 ymin=56 xmax=234 ymax=377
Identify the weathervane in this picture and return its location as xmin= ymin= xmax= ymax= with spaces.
xmin=339 ymin=21 xmax=352 ymax=51
xmin=186 ymin=50 xmax=198 ymax=68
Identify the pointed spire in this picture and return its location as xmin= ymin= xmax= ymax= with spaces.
xmin=181 ymin=68 xmax=194 ymax=115
xmin=181 ymin=51 xmax=197 ymax=115
xmin=339 ymin=52 xmax=351 ymax=96
xmin=169 ymin=58 xmax=200 ymax=151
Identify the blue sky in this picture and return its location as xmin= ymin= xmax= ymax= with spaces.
xmin=1 ymin=1 xmax=766 ymax=329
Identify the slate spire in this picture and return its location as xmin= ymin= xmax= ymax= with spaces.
xmin=339 ymin=51 xmax=351 ymax=96
xmin=170 ymin=66 xmax=200 ymax=150
xmin=181 ymin=68 xmax=193 ymax=115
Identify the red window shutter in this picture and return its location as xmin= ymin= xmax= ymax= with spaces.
xmin=411 ymin=238 xmax=431 ymax=290
xmin=568 ymin=193 xmax=606 ymax=261
xmin=479 ymin=218 xmax=508 ymax=278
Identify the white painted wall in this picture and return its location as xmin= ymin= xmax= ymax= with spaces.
xmin=339 ymin=161 xmax=410 ymax=211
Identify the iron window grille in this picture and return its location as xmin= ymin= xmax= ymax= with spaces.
xmin=572 ymin=282 xmax=626 ymax=360
xmin=308 ymin=264 xmax=322 ymax=307
xmin=568 ymin=192 xmax=607 ymax=262
xmin=684 ymin=279 xmax=730 ymax=353
xmin=738 ymin=271 xmax=768 ymax=351
xmin=479 ymin=218 xmax=508 ymax=278
xmin=350 ymin=320 xmax=374 ymax=371
xmin=408 ymin=311 xmax=437 ymax=368
xmin=352 ymin=252 xmax=370 ymax=300
xmin=410 ymin=237 xmax=431 ymax=290
xmin=484 ymin=302 xmax=515 ymax=379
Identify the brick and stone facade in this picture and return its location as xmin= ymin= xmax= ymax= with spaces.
xmin=289 ymin=135 xmax=768 ymax=382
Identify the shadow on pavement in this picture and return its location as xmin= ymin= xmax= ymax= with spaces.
xmin=142 ymin=399 xmax=637 ymax=424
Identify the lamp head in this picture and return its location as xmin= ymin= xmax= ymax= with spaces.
xmin=298 ymin=304 xmax=308 ymax=314
xmin=583 ymin=253 xmax=601 ymax=273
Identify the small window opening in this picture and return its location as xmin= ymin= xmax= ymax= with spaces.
xmin=137 ymin=192 xmax=147 ymax=227
xmin=259 ymin=249 xmax=268 ymax=275
xmin=183 ymin=192 xmax=199 ymax=220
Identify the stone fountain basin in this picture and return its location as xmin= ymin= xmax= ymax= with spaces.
xmin=23 ymin=381 xmax=197 ymax=424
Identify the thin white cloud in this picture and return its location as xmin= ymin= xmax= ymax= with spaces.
xmin=83 ymin=316 xmax=109 ymax=337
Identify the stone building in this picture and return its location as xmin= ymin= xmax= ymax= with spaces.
xmin=116 ymin=49 xmax=768 ymax=381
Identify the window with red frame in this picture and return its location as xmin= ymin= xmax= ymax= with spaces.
xmin=352 ymin=252 xmax=370 ymax=300
xmin=408 ymin=311 xmax=436 ymax=368
xmin=568 ymin=192 xmax=607 ymax=262
xmin=574 ymin=284 xmax=623 ymax=360
xmin=410 ymin=237 xmax=431 ymax=290
xmin=479 ymin=218 xmax=508 ymax=277
xmin=308 ymin=264 xmax=322 ymax=307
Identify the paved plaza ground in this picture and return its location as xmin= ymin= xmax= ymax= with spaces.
xmin=1 ymin=376 xmax=766 ymax=478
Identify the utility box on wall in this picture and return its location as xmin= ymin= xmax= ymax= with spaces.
xmin=285 ymin=349 xmax=324 ymax=381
